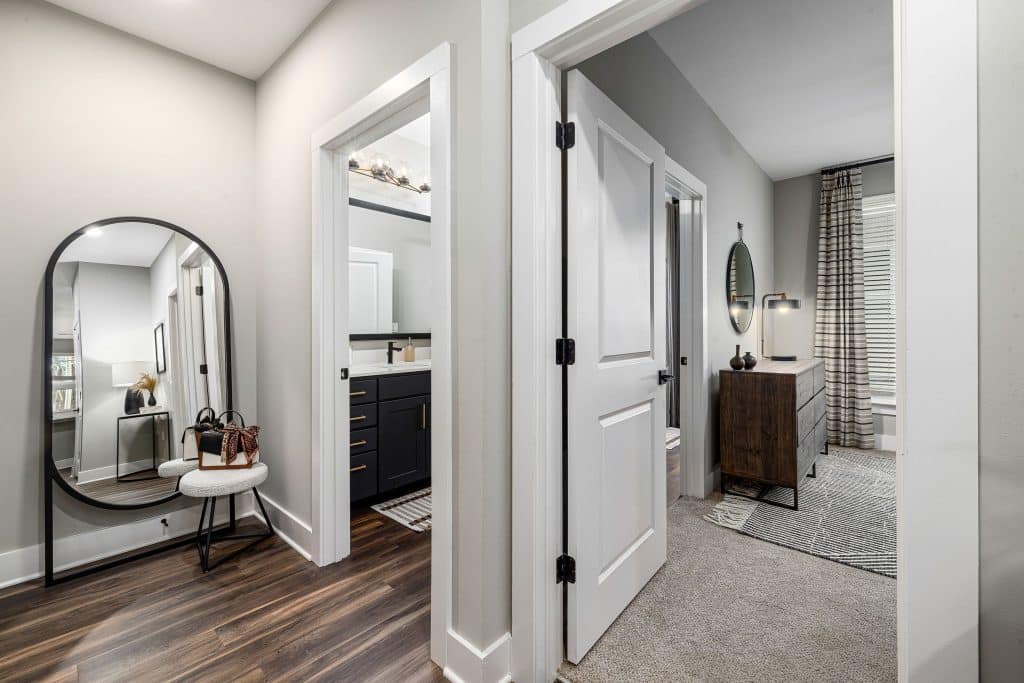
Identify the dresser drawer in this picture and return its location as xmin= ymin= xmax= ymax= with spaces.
xmin=350 ymin=378 xmax=377 ymax=405
xmin=813 ymin=362 xmax=826 ymax=395
xmin=795 ymin=369 xmax=814 ymax=408
xmin=349 ymin=402 xmax=377 ymax=429
xmin=349 ymin=426 xmax=377 ymax=455
xmin=797 ymin=389 xmax=826 ymax=441
xmin=379 ymin=372 xmax=430 ymax=400
xmin=349 ymin=452 xmax=378 ymax=502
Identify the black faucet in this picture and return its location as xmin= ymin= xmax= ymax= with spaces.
xmin=387 ymin=340 xmax=401 ymax=364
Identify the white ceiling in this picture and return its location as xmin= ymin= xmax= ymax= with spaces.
xmin=59 ymin=222 xmax=174 ymax=267
xmin=45 ymin=0 xmax=333 ymax=80
xmin=650 ymin=0 xmax=893 ymax=180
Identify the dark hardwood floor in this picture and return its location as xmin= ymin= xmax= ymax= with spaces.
xmin=0 ymin=508 xmax=442 ymax=682
xmin=59 ymin=467 xmax=179 ymax=506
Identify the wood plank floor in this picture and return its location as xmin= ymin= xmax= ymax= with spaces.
xmin=59 ymin=467 xmax=179 ymax=506
xmin=0 ymin=508 xmax=443 ymax=682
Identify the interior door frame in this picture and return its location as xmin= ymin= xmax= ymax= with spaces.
xmin=665 ymin=157 xmax=709 ymax=498
xmin=309 ymin=43 xmax=453 ymax=668
xmin=511 ymin=1 xmax=978 ymax=681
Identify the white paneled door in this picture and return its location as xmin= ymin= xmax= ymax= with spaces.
xmin=565 ymin=69 xmax=668 ymax=663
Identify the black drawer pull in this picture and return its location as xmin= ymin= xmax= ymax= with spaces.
xmin=350 ymin=464 xmax=368 ymax=473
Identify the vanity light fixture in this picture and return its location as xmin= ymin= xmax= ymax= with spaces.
xmin=761 ymin=292 xmax=802 ymax=360
xmin=349 ymin=152 xmax=431 ymax=194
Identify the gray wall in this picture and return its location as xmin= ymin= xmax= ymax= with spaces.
xmin=979 ymin=0 xmax=1024 ymax=678
xmin=0 ymin=0 xmax=259 ymax=551
xmin=577 ymin=33 xmax=775 ymax=481
xmin=772 ymin=162 xmax=895 ymax=445
xmin=255 ymin=0 xmax=512 ymax=649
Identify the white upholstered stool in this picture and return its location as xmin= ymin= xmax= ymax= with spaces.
xmin=157 ymin=458 xmax=198 ymax=481
xmin=178 ymin=463 xmax=275 ymax=572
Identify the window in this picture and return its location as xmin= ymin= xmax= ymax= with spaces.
xmin=862 ymin=193 xmax=896 ymax=400
xmin=51 ymin=352 xmax=77 ymax=414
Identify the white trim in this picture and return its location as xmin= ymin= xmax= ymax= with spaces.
xmin=876 ymin=433 xmax=897 ymax=453
xmin=310 ymin=42 xmax=453 ymax=669
xmin=896 ymin=1 xmax=978 ymax=678
xmin=665 ymin=157 xmax=710 ymax=498
xmin=75 ymin=458 xmax=159 ymax=485
xmin=0 ymin=498 xmax=253 ymax=590
xmin=443 ymin=630 xmax=512 ymax=683
xmin=254 ymin=490 xmax=313 ymax=561
xmin=512 ymin=0 xmax=980 ymax=679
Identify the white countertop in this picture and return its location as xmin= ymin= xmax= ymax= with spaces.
xmin=351 ymin=359 xmax=432 ymax=378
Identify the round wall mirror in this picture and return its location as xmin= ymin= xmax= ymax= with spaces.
xmin=726 ymin=239 xmax=755 ymax=333
xmin=45 ymin=217 xmax=232 ymax=509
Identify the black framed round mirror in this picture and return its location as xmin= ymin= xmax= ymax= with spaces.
xmin=726 ymin=238 xmax=755 ymax=334
xmin=44 ymin=217 xmax=232 ymax=510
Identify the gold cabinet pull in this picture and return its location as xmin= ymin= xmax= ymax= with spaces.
xmin=421 ymin=403 xmax=427 ymax=430
xmin=350 ymin=414 xmax=367 ymax=422
xmin=350 ymin=439 xmax=367 ymax=448
xmin=350 ymin=464 xmax=367 ymax=473
xmin=350 ymin=390 xmax=367 ymax=397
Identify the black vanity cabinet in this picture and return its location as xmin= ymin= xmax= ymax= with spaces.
xmin=349 ymin=371 xmax=430 ymax=503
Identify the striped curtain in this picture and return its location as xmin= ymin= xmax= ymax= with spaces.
xmin=814 ymin=168 xmax=875 ymax=449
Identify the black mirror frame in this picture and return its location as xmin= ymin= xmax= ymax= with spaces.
xmin=44 ymin=217 xmax=233 ymax=512
xmin=726 ymin=239 xmax=755 ymax=334
xmin=44 ymin=217 xmax=233 ymax=585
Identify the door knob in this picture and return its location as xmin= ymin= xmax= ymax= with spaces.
xmin=658 ymin=369 xmax=673 ymax=385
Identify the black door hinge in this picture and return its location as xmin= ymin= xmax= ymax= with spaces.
xmin=195 ymin=285 xmax=204 ymax=296
xmin=556 ymin=121 xmax=575 ymax=150
xmin=555 ymin=338 xmax=576 ymax=366
xmin=556 ymin=554 xmax=576 ymax=584
xmin=199 ymin=364 xmax=208 ymax=375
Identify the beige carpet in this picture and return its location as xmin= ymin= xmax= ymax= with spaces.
xmin=559 ymin=496 xmax=896 ymax=682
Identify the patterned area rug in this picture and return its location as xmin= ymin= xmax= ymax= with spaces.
xmin=371 ymin=487 xmax=432 ymax=532
xmin=705 ymin=448 xmax=896 ymax=577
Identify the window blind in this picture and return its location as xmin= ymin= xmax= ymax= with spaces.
xmin=862 ymin=193 xmax=896 ymax=397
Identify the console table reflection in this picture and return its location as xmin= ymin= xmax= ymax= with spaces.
xmin=116 ymin=410 xmax=172 ymax=482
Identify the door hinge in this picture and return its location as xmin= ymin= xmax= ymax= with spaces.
xmin=556 ymin=554 xmax=576 ymax=584
xmin=195 ymin=285 xmax=204 ymax=296
xmin=680 ymin=356 xmax=688 ymax=366
xmin=556 ymin=121 xmax=575 ymax=150
xmin=555 ymin=338 xmax=576 ymax=366
xmin=199 ymin=364 xmax=208 ymax=375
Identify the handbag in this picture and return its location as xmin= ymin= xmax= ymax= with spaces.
xmin=181 ymin=407 xmax=220 ymax=462
xmin=182 ymin=409 xmax=260 ymax=469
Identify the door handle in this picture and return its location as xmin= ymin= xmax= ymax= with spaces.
xmin=421 ymin=403 xmax=428 ymax=430
xmin=658 ymin=369 xmax=674 ymax=385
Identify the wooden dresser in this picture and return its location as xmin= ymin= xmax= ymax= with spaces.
xmin=719 ymin=359 xmax=827 ymax=510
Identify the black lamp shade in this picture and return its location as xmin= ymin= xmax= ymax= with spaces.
xmin=767 ymin=297 xmax=801 ymax=310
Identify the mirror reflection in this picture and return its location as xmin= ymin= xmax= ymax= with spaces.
xmin=50 ymin=221 xmax=228 ymax=506
xmin=727 ymin=239 xmax=755 ymax=333
xmin=348 ymin=112 xmax=432 ymax=336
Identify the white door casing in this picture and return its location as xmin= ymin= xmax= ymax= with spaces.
xmin=565 ymin=69 xmax=667 ymax=663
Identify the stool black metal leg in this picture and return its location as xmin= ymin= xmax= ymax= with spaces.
xmin=195 ymin=497 xmax=209 ymax=546
xmin=202 ymin=496 xmax=217 ymax=572
xmin=252 ymin=488 xmax=276 ymax=536
xmin=229 ymin=494 xmax=237 ymax=533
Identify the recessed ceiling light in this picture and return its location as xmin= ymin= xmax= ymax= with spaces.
xmin=85 ymin=227 xmax=103 ymax=238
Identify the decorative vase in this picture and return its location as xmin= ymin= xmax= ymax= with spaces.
xmin=147 ymin=391 xmax=157 ymax=407
xmin=743 ymin=351 xmax=757 ymax=370
xmin=730 ymin=345 xmax=744 ymax=371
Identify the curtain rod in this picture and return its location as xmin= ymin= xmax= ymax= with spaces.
xmin=821 ymin=155 xmax=894 ymax=174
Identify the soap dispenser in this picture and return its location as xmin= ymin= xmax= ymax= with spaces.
xmin=403 ymin=337 xmax=416 ymax=362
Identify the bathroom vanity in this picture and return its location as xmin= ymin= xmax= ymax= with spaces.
xmin=349 ymin=366 xmax=431 ymax=503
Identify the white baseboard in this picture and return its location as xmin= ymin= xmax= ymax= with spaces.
xmin=76 ymin=459 xmax=156 ymax=484
xmin=0 ymin=495 xmax=255 ymax=590
xmin=876 ymin=433 xmax=897 ymax=452
xmin=443 ymin=630 xmax=511 ymax=683
xmin=254 ymin=490 xmax=313 ymax=561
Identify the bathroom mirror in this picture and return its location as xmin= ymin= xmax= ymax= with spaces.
xmin=45 ymin=217 xmax=232 ymax=509
xmin=726 ymin=238 xmax=755 ymax=333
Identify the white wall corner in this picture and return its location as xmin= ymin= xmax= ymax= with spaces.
xmin=255 ymin=489 xmax=314 ymax=561
xmin=443 ymin=630 xmax=511 ymax=683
